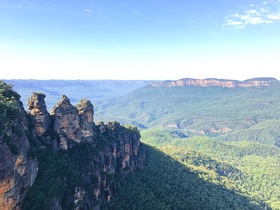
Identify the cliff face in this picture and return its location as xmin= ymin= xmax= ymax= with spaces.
xmin=25 ymin=94 xmax=145 ymax=209
xmin=70 ymin=121 xmax=144 ymax=210
xmin=50 ymin=95 xmax=83 ymax=149
xmin=0 ymin=81 xmax=145 ymax=210
xmin=0 ymin=82 xmax=38 ymax=210
xmin=150 ymin=77 xmax=279 ymax=88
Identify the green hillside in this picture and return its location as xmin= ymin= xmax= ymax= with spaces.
xmin=96 ymin=84 xmax=280 ymax=143
xmin=96 ymin=83 xmax=280 ymax=209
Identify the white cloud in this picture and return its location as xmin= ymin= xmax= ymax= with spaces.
xmin=84 ymin=9 xmax=92 ymax=13
xmin=268 ymin=13 xmax=280 ymax=19
xmin=226 ymin=20 xmax=243 ymax=26
xmin=225 ymin=0 xmax=280 ymax=29
xmin=246 ymin=9 xmax=259 ymax=14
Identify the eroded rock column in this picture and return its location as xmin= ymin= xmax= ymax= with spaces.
xmin=51 ymin=95 xmax=82 ymax=149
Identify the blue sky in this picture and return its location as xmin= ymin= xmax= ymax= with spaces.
xmin=0 ymin=0 xmax=280 ymax=80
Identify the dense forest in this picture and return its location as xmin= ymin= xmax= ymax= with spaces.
xmin=105 ymin=144 xmax=271 ymax=210
xmin=97 ymin=83 xmax=280 ymax=209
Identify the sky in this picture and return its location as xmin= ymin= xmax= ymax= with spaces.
xmin=0 ymin=0 xmax=280 ymax=80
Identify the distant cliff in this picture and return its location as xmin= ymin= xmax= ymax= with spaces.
xmin=0 ymin=82 xmax=145 ymax=210
xmin=150 ymin=77 xmax=279 ymax=88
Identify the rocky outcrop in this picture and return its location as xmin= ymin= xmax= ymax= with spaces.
xmin=0 ymin=82 xmax=38 ymax=210
xmin=72 ymin=121 xmax=145 ymax=210
xmin=150 ymin=77 xmax=279 ymax=88
xmin=1 ymin=82 xmax=145 ymax=210
xmin=27 ymin=94 xmax=144 ymax=209
xmin=76 ymin=99 xmax=94 ymax=144
xmin=50 ymin=95 xmax=82 ymax=150
xmin=28 ymin=93 xmax=50 ymax=136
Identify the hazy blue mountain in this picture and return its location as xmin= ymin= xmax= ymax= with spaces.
xmin=4 ymin=80 xmax=149 ymax=110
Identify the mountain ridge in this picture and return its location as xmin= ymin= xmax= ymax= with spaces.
xmin=150 ymin=77 xmax=279 ymax=88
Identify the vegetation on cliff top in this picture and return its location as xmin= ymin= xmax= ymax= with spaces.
xmin=22 ymin=119 xmax=142 ymax=210
xmin=0 ymin=81 xmax=21 ymax=123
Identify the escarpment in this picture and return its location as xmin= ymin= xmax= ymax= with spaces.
xmin=1 ymin=82 xmax=145 ymax=210
xmin=150 ymin=77 xmax=279 ymax=88
xmin=0 ymin=82 xmax=38 ymax=210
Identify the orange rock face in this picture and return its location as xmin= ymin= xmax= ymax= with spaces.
xmin=150 ymin=77 xmax=278 ymax=88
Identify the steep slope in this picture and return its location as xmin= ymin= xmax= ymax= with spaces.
xmin=0 ymin=82 xmax=38 ymax=210
xmin=105 ymin=144 xmax=268 ymax=210
xmin=139 ymin=127 xmax=280 ymax=209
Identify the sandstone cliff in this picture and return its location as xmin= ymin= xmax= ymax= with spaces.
xmin=50 ymin=95 xmax=83 ymax=149
xmin=28 ymin=92 xmax=50 ymax=137
xmin=0 ymin=82 xmax=38 ymax=210
xmin=76 ymin=99 xmax=94 ymax=144
xmin=25 ymin=93 xmax=145 ymax=209
xmin=0 ymin=81 xmax=145 ymax=210
xmin=150 ymin=77 xmax=279 ymax=88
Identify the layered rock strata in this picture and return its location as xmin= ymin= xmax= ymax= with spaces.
xmin=150 ymin=77 xmax=279 ymax=88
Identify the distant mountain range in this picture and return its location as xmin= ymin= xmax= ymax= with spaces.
xmin=3 ymin=80 xmax=149 ymax=109
xmin=150 ymin=77 xmax=279 ymax=88
xmin=4 ymin=78 xmax=279 ymax=110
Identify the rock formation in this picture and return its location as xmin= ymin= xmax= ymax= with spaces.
xmin=150 ymin=77 xmax=279 ymax=88
xmin=50 ymin=95 xmax=83 ymax=149
xmin=1 ymin=81 xmax=145 ymax=210
xmin=72 ymin=121 xmax=145 ymax=210
xmin=0 ymin=82 xmax=38 ymax=210
xmin=76 ymin=99 xmax=94 ymax=144
xmin=28 ymin=92 xmax=50 ymax=136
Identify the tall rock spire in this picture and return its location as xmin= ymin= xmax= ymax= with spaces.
xmin=76 ymin=99 xmax=94 ymax=143
xmin=28 ymin=93 xmax=50 ymax=136
xmin=50 ymin=95 xmax=82 ymax=149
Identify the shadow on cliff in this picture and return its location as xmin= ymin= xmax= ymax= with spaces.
xmin=105 ymin=144 xmax=270 ymax=210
